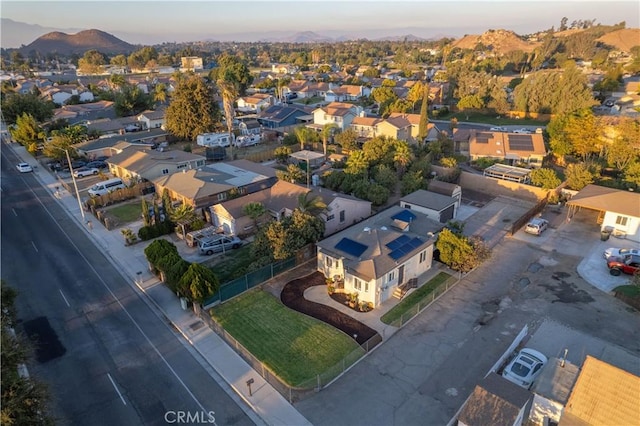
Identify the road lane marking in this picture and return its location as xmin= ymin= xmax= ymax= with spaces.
xmin=31 ymin=187 xmax=211 ymax=415
xmin=107 ymin=373 xmax=127 ymax=406
xmin=59 ymin=289 xmax=71 ymax=307
xmin=31 ymin=241 xmax=38 ymax=252
xmin=12 ymin=208 xmax=17 ymax=216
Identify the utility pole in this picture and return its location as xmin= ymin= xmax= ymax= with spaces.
xmin=65 ymin=149 xmax=85 ymax=221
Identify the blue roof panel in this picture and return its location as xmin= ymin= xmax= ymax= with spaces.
xmin=391 ymin=209 xmax=417 ymax=223
xmin=335 ymin=238 xmax=368 ymax=257
xmin=385 ymin=234 xmax=411 ymax=250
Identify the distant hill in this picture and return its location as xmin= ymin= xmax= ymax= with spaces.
xmin=452 ymin=29 xmax=539 ymax=54
xmin=597 ymin=28 xmax=640 ymax=53
xmin=262 ymin=31 xmax=334 ymax=43
xmin=375 ymin=34 xmax=426 ymax=42
xmin=20 ymin=29 xmax=135 ymax=55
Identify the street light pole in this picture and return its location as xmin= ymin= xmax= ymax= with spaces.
xmin=65 ymin=149 xmax=85 ymax=221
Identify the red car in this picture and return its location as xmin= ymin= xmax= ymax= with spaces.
xmin=607 ymin=254 xmax=640 ymax=276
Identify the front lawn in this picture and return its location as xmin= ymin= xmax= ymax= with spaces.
xmin=210 ymin=289 xmax=363 ymax=386
xmin=381 ymin=272 xmax=452 ymax=325
xmin=205 ymin=244 xmax=254 ymax=284
xmin=105 ymin=201 xmax=141 ymax=224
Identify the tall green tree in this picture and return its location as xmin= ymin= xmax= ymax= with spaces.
xmin=296 ymin=192 xmax=327 ymax=216
xmin=10 ymin=113 xmax=42 ymax=146
xmin=165 ymin=75 xmax=221 ymax=140
xmin=78 ymin=49 xmax=106 ymax=75
xmin=417 ymin=85 xmax=429 ymax=143
xmin=1 ymin=92 xmax=54 ymax=125
xmin=320 ymin=123 xmax=337 ymax=157
xmin=217 ymin=79 xmax=237 ymax=158
xmin=179 ymin=263 xmax=220 ymax=303
xmin=393 ymin=140 xmax=414 ymax=176
xmin=210 ymin=53 xmax=253 ymax=96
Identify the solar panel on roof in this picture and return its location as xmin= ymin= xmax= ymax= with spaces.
xmin=508 ymin=135 xmax=534 ymax=151
xmin=476 ymin=133 xmax=491 ymax=144
xmin=335 ymin=238 xmax=368 ymax=257
xmin=386 ymin=234 xmax=411 ymax=250
xmin=388 ymin=237 xmax=425 ymax=261
xmin=391 ymin=210 xmax=417 ymax=223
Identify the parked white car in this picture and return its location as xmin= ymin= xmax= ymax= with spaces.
xmin=513 ymin=128 xmax=532 ymax=134
xmin=502 ymin=348 xmax=547 ymax=389
xmin=16 ymin=162 xmax=33 ymax=173
xmin=603 ymin=247 xmax=640 ymax=259
xmin=489 ymin=126 xmax=507 ymax=132
xmin=524 ymin=218 xmax=548 ymax=236
xmin=73 ymin=167 xmax=99 ymax=178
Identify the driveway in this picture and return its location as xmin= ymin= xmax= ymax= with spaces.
xmin=296 ymin=221 xmax=640 ymax=426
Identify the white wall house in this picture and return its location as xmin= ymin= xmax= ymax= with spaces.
xmin=312 ymin=102 xmax=362 ymax=131
xmin=567 ymin=184 xmax=640 ymax=243
xmin=316 ymin=204 xmax=443 ymax=308
xmin=399 ymin=189 xmax=458 ymax=223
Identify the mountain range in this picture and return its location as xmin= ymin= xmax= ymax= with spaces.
xmin=2 ymin=18 xmax=460 ymax=48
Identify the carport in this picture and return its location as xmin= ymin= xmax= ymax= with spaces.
xmin=566 ymin=184 xmax=640 ymax=242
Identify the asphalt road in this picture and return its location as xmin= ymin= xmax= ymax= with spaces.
xmin=1 ymin=145 xmax=254 ymax=426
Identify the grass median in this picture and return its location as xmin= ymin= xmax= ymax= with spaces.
xmin=210 ymin=288 xmax=363 ymax=387
xmin=381 ymin=272 xmax=452 ymax=325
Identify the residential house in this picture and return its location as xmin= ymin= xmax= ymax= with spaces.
xmin=51 ymin=100 xmax=116 ymax=124
xmin=566 ymin=184 xmax=640 ymax=242
xmin=298 ymin=82 xmax=330 ymax=99
xmin=41 ymin=84 xmax=94 ymax=105
xmin=107 ymin=145 xmax=206 ymax=182
xmin=180 ymin=56 xmax=203 ymax=71
xmin=316 ymin=204 xmax=443 ymax=308
xmin=457 ymin=373 xmax=532 ymax=426
xmin=387 ymin=113 xmax=441 ymax=143
xmin=153 ymin=159 xmax=278 ymax=211
xmin=237 ymin=93 xmax=273 ymax=113
xmin=400 ymin=189 xmax=458 ymax=223
xmin=315 ymin=188 xmax=372 ymax=236
xmin=14 ymin=78 xmax=53 ymax=94
xmin=257 ymin=104 xmax=312 ymax=129
xmin=238 ymin=119 xmax=262 ymax=136
xmin=351 ymin=116 xmax=382 ymax=139
xmin=452 ymin=128 xmax=472 ymax=156
xmin=137 ymin=108 xmax=166 ymax=130
xmin=324 ymin=85 xmax=371 ymax=102
xmin=559 ymin=355 xmax=640 ymax=425
xmin=272 ymin=64 xmax=299 ymax=74
xmin=375 ymin=114 xmax=412 ymax=141
xmin=312 ymin=102 xmax=362 ymax=131
xmin=528 ymin=358 xmax=580 ymax=426
xmin=469 ymin=130 xmax=546 ymax=168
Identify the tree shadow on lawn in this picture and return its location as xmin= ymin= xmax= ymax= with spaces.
xmin=281 ymin=271 xmax=380 ymax=345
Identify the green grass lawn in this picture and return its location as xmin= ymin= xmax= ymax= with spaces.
xmin=105 ymin=202 xmax=141 ymax=223
xmin=210 ymin=289 xmax=363 ymax=386
xmin=205 ymin=244 xmax=254 ymax=283
xmin=381 ymin=272 xmax=452 ymax=325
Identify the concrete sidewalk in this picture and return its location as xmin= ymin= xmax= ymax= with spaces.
xmin=8 ymin=143 xmax=312 ymax=426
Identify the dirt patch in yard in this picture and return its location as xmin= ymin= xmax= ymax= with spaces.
xmin=281 ymin=272 xmax=380 ymax=345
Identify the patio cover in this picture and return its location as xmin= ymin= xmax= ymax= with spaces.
xmin=566 ymin=184 xmax=640 ymax=218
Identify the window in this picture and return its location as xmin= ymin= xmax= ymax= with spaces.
xmin=364 ymin=281 xmax=369 ymax=292
xmin=339 ymin=210 xmax=345 ymax=222
xmin=354 ymin=278 xmax=362 ymax=291
xmin=616 ymin=216 xmax=628 ymax=226
xmin=388 ymin=271 xmax=395 ymax=282
xmin=420 ymin=251 xmax=427 ymax=263
xmin=177 ymin=163 xmax=187 ymax=170
xmin=326 ymin=257 xmax=333 ymax=268
xmin=217 ymin=193 xmax=227 ymax=201
xmin=327 ymin=214 xmax=335 ymax=221
xmin=162 ymin=168 xmax=169 ymax=175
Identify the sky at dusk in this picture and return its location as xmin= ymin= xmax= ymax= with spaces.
xmin=1 ymin=0 xmax=639 ymax=45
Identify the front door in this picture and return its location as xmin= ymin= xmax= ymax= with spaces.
xmin=398 ymin=265 xmax=404 ymax=286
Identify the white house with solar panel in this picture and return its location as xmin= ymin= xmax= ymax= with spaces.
xmin=316 ymin=204 xmax=444 ymax=308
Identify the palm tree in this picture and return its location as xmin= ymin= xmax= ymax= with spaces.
xmin=217 ymin=79 xmax=237 ymax=159
xmin=294 ymin=126 xmax=308 ymax=151
xmin=393 ymin=141 xmax=414 ymax=177
xmin=320 ymin=123 xmax=337 ymax=157
xmin=243 ymin=202 xmax=267 ymax=231
xmin=297 ymin=192 xmax=327 ymax=217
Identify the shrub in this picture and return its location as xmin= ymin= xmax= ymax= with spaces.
xmin=439 ymin=157 xmax=457 ymax=168
xmin=144 ymin=239 xmax=178 ymax=267
xmin=530 ymin=168 xmax=561 ymax=189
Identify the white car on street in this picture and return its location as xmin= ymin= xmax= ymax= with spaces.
xmin=513 ymin=128 xmax=532 ymax=134
xmin=16 ymin=162 xmax=33 ymax=173
xmin=502 ymin=348 xmax=547 ymax=389
xmin=489 ymin=126 xmax=507 ymax=132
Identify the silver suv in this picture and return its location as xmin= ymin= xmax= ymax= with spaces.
xmin=198 ymin=236 xmax=241 ymax=255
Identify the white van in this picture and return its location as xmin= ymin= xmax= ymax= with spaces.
xmin=88 ymin=178 xmax=126 ymax=197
